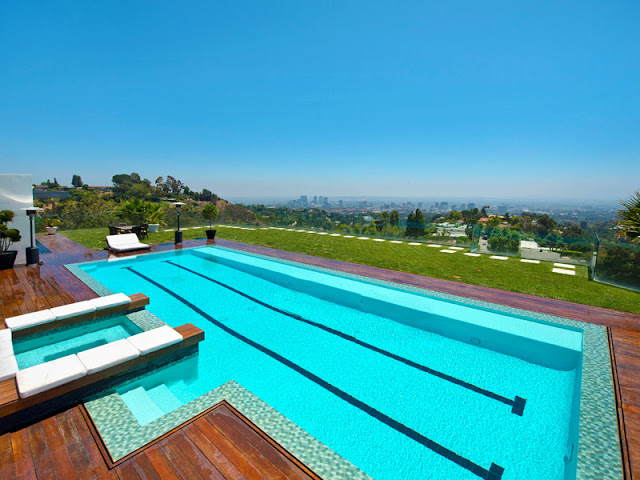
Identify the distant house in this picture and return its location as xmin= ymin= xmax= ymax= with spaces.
xmin=33 ymin=187 xmax=69 ymax=199
xmin=88 ymin=186 xmax=111 ymax=192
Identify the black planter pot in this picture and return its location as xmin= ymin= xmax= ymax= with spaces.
xmin=0 ymin=250 xmax=18 ymax=270
xmin=206 ymin=229 xmax=217 ymax=240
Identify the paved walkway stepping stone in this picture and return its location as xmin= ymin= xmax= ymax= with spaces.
xmin=464 ymin=253 xmax=481 ymax=257
xmin=389 ymin=240 xmax=403 ymax=244
xmin=490 ymin=256 xmax=509 ymax=260
xmin=408 ymin=242 xmax=422 ymax=245
xmin=552 ymin=268 xmax=576 ymax=275
xmin=317 ymin=232 xmax=328 ymax=235
xmin=440 ymin=249 xmax=457 ymax=253
xmin=554 ymin=263 xmax=575 ymax=269
xmin=521 ymin=259 xmax=540 ymax=264
xmin=449 ymin=247 xmax=464 ymax=250
xmin=343 ymin=235 xmax=355 ymax=238
xmin=357 ymin=237 xmax=369 ymax=240
xmin=373 ymin=238 xmax=385 ymax=242
xmin=426 ymin=244 xmax=441 ymax=247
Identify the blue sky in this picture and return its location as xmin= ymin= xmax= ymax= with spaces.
xmin=1 ymin=1 xmax=638 ymax=200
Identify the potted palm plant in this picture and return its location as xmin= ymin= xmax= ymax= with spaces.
xmin=202 ymin=204 xmax=218 ymax=239
xmin=45 ymin=218 xmax=61 ymax=235
xmin=0 ymin=210 xmax=21 ymax=270
xmin=145 ymin=203 xmax=167 ymax=233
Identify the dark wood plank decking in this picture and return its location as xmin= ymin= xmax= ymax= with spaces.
xmin=0 ymin=402 xmax=321 ymax=480
xmin=1 ymin=232 xmax=639 ymax=478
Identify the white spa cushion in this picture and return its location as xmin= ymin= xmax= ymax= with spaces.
xmin=106 ymin=233 xmax=138 ymax=246
xmin=77 ymin=339 xmax=141 ymax=374
xmin=50 ymin=301 xmax=96 ymax=320
xmin=16 ymin=354 xmax=87 ymax=398
xmin=0 ymin=340 xmax=13 ymax=360
xmin=0 ymin=329 xmax=11 ymax=343
xmin=127 ymin=326 xmax=183 ymax=355
xmin=5 ymin=310 xmax=56 ymax=331
xmin=0 ymin=356 xmax=18 ymax=382
xmin=89 ymin=293 xmax=131 ymax=310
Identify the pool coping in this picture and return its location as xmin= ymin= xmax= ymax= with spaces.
xmin=68 ymin=243 xmax=623 ymax=480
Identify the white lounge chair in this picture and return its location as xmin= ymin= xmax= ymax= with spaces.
xmin=106 ymin=233 xmax=150 ymax=253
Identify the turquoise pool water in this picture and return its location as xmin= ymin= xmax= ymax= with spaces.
xmin=79 ymin=246 xmax=583 ymax=480
xmin=14 ymin=315 xmax=142 ymax=369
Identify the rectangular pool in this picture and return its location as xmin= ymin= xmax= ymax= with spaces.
xmin=77 ymin=246 xmax=587 ymax=480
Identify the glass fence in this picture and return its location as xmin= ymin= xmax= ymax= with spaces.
xmin=33 ymin=212 xmax=473 ymax=246
xmin=29 ymin=210 xmax=640 ymax=292
xmin=469 ymin=225 xmax=594 ymax=266
xmin=592 ymin=237 xmax=640 ymax=292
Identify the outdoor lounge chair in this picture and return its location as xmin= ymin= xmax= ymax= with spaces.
xmin=106 ymin=233 xmax=150 ymax=253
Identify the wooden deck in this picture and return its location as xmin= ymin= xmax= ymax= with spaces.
xmin=0 ymin=402 xmax=321 ymax=480
xmin=1 ymin=232 xmax=639 ymax=478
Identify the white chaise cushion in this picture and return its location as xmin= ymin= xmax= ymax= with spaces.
xmin=77 ymin=339 xmax=141 ymax=374
xmin=5 ymin=310 xmax=56 ymax=331
xmin=127 ymin=326 xmax=183 ymax=355
xmin=16 ymin=354 xmax=87 ymax=398
xmin=50 ymin=301 xmax=96 ymax=320
xmin=106 ymin=233 xmax=136 ymax=246
xmin=0 ymin=340 xmax=13 ymax=360
xmin=89 ymin=293 xmax=131 ymax=310
xmin=106 ymin=234 xmax=150 ymax=253
xmin=0 ymin=329 xmax=11 ymax=343
xmin=0 ymin=356 xmax=18 ymax=382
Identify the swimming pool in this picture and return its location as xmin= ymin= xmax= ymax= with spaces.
xmin=75 ymin=245 xmax=588 ymax=480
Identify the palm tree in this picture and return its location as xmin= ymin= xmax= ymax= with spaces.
xmin=617 ymin=191 xmax=640 ymax=243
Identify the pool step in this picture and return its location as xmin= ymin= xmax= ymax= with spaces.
xmin=120 ymin=387 xmax=165 ymax=425
xmin=146 ymin=384 xmax=183 ymax=414
xmin=168 ymin=380 xmax=194 ymax=404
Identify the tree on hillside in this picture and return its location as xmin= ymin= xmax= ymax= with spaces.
xmin=389 ymin=210 xmax=400 ymax=226
xmin=375 ymin=212 xmax=390 ymax=232
xmin=71 ymin=174 xmax=83 ymax=188
xmin=405 ymin=209 xmax=426 ymax=237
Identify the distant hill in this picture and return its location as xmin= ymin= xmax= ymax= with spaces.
xmin=215 ymin=200 xmax=259 ymax=225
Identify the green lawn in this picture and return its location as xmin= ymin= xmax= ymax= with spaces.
xmin=60 ymin=225 xmax=640 ymax=314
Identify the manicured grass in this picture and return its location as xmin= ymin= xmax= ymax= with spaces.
xmin=60 ymin=226 xmax=212 ymax=251
xmin=60 ymin=225 xmax=640 ymax=314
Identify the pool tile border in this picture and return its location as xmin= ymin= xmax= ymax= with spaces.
xmin=85 ymin=376 xmax=372 ymax=480
xmin=72 ymin=244 xmax=622 ymax=480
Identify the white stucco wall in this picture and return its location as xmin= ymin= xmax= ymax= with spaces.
xmin=0 ymin=174 xmax=34 ymax=265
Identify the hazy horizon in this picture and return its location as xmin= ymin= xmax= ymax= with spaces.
xmin=1 ymin=2 xmax=638 ymax=200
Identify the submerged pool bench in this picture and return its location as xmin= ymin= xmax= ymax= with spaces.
xmin=0 ymin=323 xmax=204 ymax=431
xmin=3 ymin=293 xmax=150 ymax=339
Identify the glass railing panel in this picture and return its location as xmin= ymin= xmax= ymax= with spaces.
xmin=592 ymin=240 xmax=640 ymax=292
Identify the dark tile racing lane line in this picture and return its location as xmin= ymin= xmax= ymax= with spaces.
xmin=164 ymin=259 xmax=526 ymax=417
xmin=124 ymin=265 xmax=505 ymax=480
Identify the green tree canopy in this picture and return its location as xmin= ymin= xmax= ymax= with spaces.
xmin=617 ymin=191 xmax=640 ymax=243
xmin=71 ymin=174 xmax=83 ymax=188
